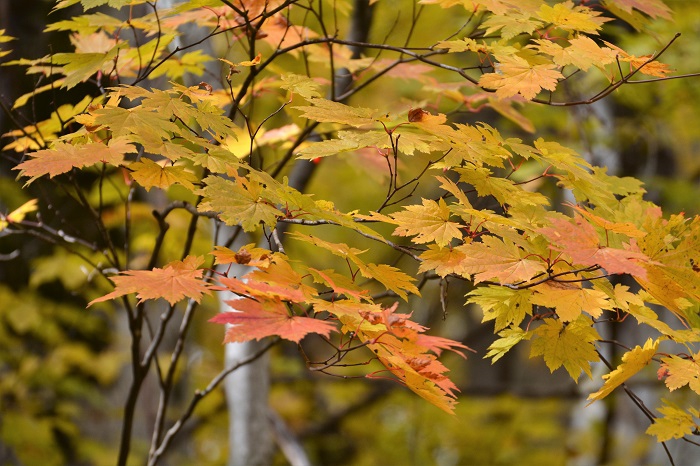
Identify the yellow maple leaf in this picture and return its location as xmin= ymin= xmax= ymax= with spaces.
xmin=458 ymin=236 xmax=547 ymax=284
xmin=646 ymin=400 xmax=700 ymax=442
xmin=198 ymin=174 xmax=283 ymax=231
xmin=532 ymin=281 xmax=612 ymax=322
xmin=480 ymin=13 xmax=543 ymax=40
xmin=537 ymin=1 xmax=611 ymax=34
xmin=418 ymin=245 xmax=468 ymax=277
xmin=533 ymin=37 xmax=617 ymax=72
xmin=530 ymin=316 xmax=600 ymax=381
xmin=660 ymin=353 xmax=700 ymax=395
xmin=469 ymin=285 xmax=533 ymax=331
xmin=588 ymin=338 xmax=659 ymax=403
xmin=390 ymin=198 xmax=463 ymax=247
xmin=129 ymin=158 xmax=198 ymax=191
xmin=479 ymin=54 xmax=563 ymax=101
xmin=293 ymin=98 xmax=378 ymax=127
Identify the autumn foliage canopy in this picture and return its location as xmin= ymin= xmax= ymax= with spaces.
xmin=2 ymin=0 xmax=700 ymax=460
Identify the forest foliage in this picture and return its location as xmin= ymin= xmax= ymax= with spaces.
xmin=2 ymin=0 xmax=700 ymax=464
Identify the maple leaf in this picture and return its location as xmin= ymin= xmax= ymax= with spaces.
xmin=627 ymin=304 xmax=700 ymax=343
xmin=455 ymin=166 xmax=548 ymax=207
xmin=210 ymin=244 xmax=272 ymax=268
xmin=128 ymin=158 xmax=198 ymax=191
xmin=217 ymin=274 xmax=308 ymax=304
xmin=290 ymin=232 xmax=418 ymax=300
xmin=0 ymin=199 xmax=38 ymax=231
xmin=390 ymin=198 xmax=463 ymax=247
xmin=532 ymin=281 xmax=612 ymax=322
xmin=89 ymin=256 xmax=211 ymax=306
xmin=415 ymin=334 xmax=472 ymax=358
xmin=530 ymin=316 xmax=600 ymax=381
xmin=602 ymin=40 xmax=673 ymax=78
xmin=309 ymin=268 xmax=370 ymax=302
xmin=402 ymin=370 xmax=458 ymax=414
xmin=280 ymin=73 xmax=322 ymax=100
xmin=646 ymin=400 xmax=700 ymax=442
xmin=539 ymin=215 xmax=651 ymax=279
xmin=468 ymin=0 xmax=542 ymax=15
xmin=533 ymin=37 xmax=617 ymax=72
xmin=480 ymin=54 xmax=563 ymax=101
xmin=417 ymin=245 xmax=468 ymax=277
xmin=210 ymin=298 xmax=335 ymax=344
xmin=92 ymin=105 xmax=180 ymax=141
xmin=485 ymin=327 xmax=528 ymax=363
xmin=198 ymin=174 xmax=283 ymax=232
xmin=660 ymin=353 xmax=700 ymax=395
xmin=588 ymin=338 xmax=658 ymax=403
xmin=312 ymin=300 xmax=384 ymax=336
xmin=365 ymin=263 xmax=420 ymax=301
xmin=536 ymin=1 xmax=611 ymax=34
xmin=570 ymin=204 xmax=646 ymax=238
xmin=52 ymin=42 xmax=127 ymax=89
xmin=458 ymin=236 xmax=547 ymax=284
xmin=54 ymin=0 xmax=144 ymax=11
xmin=469 ymin=286 xmax=533 ymax=331
xmin=480 ymin=12 xmax=543 ymax=40
xmin=14 ymin=138 xmax=136 ymax=184
xmin=294 ymin=97 xmax=378 ymax=127
xmin=0 ymin=29 xmax=14 ymax=60
xmin=605 ymin=0 xmax=672 ymax=20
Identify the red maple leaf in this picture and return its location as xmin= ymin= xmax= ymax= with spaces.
xmin=210 ymin=297 xmax=336 ymax=343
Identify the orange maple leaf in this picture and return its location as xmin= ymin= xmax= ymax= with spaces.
xmin=210 ymin=244 xmax=272 ymax=268
xmin=89 ymin=256 xmax=211 ymax=306
xmin=603 ymin=40 xmax=673 ymax=78
xmin=539 ymin=215 xmax=651 ymax=279
xmin=211 ymin=298 xmax=335 ymax=343
xmin=14 ymin=138 xmax=135 ymax=184
xmin=610 ymin=0 xmax=672 ymax=20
